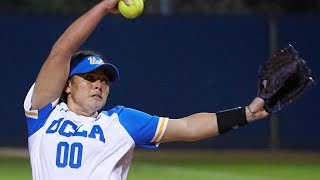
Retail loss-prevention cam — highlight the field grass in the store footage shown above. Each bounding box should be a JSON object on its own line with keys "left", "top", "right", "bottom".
{"left": 1, "top": 150, "right": 320, "bottom": 180}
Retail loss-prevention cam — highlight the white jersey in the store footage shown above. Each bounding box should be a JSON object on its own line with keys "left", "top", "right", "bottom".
{"left": 24, "top": 85, "right": 168, "bottom": 180}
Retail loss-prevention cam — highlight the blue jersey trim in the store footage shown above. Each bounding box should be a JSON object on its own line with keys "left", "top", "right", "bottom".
{"left": 103, "top": 106, "right": 125, "bottom": 116}
{"left": 106, "top": 107, "right": 159, "bottom": 149}
{"left": 27, "top": 103, "right": 54, "bottom": 137}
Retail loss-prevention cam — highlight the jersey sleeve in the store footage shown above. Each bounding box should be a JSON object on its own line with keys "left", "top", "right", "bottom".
{"left": 23, "top": 84, "right": 59, "bottom": 137}
{"left": 113, "top": 107, "right": 168, "bottom": 149}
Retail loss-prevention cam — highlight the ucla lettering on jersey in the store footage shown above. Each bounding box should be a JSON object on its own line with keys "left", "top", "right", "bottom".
{"left": 24, "top": 84, "right": 168, "bottom": 180}
{"left": 46, "top": 118, "right": 106, "bottom": 143}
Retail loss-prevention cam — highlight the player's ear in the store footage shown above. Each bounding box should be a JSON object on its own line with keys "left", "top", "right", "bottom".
{"left": 65, "top": 79, "right": 72, "bottom": 94}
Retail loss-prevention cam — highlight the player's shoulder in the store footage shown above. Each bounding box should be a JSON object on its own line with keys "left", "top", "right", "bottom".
{"left": 101, "top": 106, "right": 149, "bottom": 119}
{"left": 101, "top": 105, "right": 125, "bottom": 117}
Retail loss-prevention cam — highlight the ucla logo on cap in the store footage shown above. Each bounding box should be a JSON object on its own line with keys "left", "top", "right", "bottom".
{"left": 88, "top": 56, "right": 104, "bottom": 65}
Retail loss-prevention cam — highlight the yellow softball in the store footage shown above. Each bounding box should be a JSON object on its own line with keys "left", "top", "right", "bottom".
{"left": 118, "top": 0, "right": 144, "bottom": 19}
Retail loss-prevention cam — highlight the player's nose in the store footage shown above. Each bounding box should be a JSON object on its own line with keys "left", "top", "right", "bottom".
{"left": 93, "top": 79, "right": 102, "bottom": 90}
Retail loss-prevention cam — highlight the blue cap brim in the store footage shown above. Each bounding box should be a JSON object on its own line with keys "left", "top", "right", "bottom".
{"left": 69, "top": 56, "right": 119, "bottom": 82}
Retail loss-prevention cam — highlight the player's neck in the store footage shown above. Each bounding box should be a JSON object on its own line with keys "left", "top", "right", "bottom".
{"left": 67, "top": 102, "right": 98, "bottom": 117}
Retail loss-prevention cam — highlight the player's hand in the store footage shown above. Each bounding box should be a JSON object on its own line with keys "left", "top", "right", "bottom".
{"left": 101, "top": 0, "right": 130, "bottom": 14}
{"left": 246, "top": 97, "right": 269, "bottom": 122}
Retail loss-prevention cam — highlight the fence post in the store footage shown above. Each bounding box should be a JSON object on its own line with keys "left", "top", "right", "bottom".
{"left": 268, "top": 14, "right": 280, "bottom": 151}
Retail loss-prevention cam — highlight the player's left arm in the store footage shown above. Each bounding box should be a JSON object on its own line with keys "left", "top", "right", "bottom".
{"left": 161, "top": 45, "right": 314, "bottom": 143}
{"left": 160, "top": 97, "right": 268, "bottom": 143}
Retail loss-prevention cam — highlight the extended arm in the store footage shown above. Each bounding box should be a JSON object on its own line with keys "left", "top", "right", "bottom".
{"left": 161, "top": 45, "right": 314, "bottom": 143}
{"left": 31, "top": 0, "right": 128, "bottom": 110}
{"left": 160, "top": 97, "right": 268, "bottom": 143}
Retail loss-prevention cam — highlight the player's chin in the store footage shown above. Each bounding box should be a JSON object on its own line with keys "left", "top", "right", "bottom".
{"left": 90, "top": 98, "right": 106, "bottom": 111}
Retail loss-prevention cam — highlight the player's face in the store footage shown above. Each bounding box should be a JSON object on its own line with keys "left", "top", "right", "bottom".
{"left": 66, "top": 68, "right": 110, "bottom": 115}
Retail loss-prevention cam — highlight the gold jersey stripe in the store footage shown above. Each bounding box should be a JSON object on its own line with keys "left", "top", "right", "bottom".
{"left": 25, "top": 111, "right": 38, "bottom": 118}
{"left": 152, "top": 117, "right": 166, "bottom": 142}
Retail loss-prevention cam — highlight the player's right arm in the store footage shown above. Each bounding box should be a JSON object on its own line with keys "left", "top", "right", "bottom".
{"left": 31, "top": 0, "right": 128, "bottom": 110}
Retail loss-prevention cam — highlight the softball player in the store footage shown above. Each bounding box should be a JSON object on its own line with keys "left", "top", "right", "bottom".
{"left": 23, "top": 0, "right": 289, "bottom": 179}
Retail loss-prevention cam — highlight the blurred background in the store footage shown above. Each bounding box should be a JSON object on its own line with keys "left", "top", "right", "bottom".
{"left": 2, "top": 0, "right": 320, "bottom": 15}
{"left": 1, "top": 0, "right": 320, "bottom": 179}
{"left": 2, "top": 0, "right": 319, "bottom": 150}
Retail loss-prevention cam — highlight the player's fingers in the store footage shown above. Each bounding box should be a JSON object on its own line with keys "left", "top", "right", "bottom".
{"left": 258, "top": 109, "right": 269, "bottom": 118}
{"left": 122, "top": 0, "right": 130, "bottom": 6}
